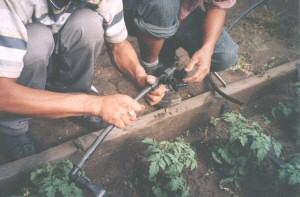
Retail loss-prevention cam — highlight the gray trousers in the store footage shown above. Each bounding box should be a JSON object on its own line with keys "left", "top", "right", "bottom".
{"left": 0, "top": 8, "right": 104, "bottom": 135}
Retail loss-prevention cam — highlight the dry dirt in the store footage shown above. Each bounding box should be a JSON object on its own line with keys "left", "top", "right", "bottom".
{"left": 25, "top": 0, "right": 300, "bottom": 152}
{"left": 2, "top": 0, "right": 300, "bottom": 196}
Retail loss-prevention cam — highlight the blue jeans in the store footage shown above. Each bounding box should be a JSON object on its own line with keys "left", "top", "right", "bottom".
{"left": 123, "top": 0, "right": 238, "bottom": 71}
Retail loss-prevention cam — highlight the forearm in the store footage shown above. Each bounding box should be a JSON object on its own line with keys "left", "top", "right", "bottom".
{"left": 106, "top": 40, "right": 147, "bottom": 86}
{"left": 202, "top": 8, "right": 227, "bottom": 54}
{"left": 0, "top": 79, "right": 98, "bottom": 118}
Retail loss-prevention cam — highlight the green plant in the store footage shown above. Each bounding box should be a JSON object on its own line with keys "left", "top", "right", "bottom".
{"left": 142, "top": 137, "right": 197, "bottom": 197}
{"left": 271, "top": 101, "right": 294, "bottom": 120}
{"left": 294, "top": 82, "right": 300, "bottom": 141}
{"left": 26, "top": 160, "right": 84, "bottom": 197}
{"left": 272, "top": 82, "right": 300, "bottom": 144}
{"left": 212, "top": 112, "right": 282, "bottom": 189}
{"left": 278, "top": 153, "right": 300, "bottom": 186}
{"left": 209, "top": 117, "right": 220, "bottom": 127}
{"left": 263, "top": 115, "right": 271, "bottom": 125}
{"left": 182, "top": 130, "right": 191, "bottom": 137}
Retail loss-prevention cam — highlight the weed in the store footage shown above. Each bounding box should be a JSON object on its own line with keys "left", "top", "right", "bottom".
{"left": 278, "top": 153, "right": 300, "bottom": 186}
{"left": 182, "top": 130, "right": 191, "bottom": 137}
{"left": 142, "top": 137, "right": 197, "bottom": 197}
{"left": 263, "top": 62, "right": 275, "bottom": 70}
{"left": 271, "top": 101, "right": 294, "bottom": 120}
{"left": 272, "top": 82, "right": 300, "bottom": 144}
{"left": 209, "top": 117, "right": 220, "bottom": 127}
{"left": 263, "top": 115, "right": 271, "bottom": 125}
{"left": 23, "top": 160, "right": 84, "bottom": 197}
{"left": 212, "top": 112, "right": 282, "bottom": 189}
{"left": 231, "top": 54, "right": 252, "bottom": 71}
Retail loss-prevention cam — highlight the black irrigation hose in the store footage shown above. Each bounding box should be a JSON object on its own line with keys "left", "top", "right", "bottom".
{"left": 208, "top": 0, "right": 267, "bottom": 105}
{"left": 267, "top": 151, "right": 286, "bottom": 166}
{"left": 228, "top": 0, "right": 267, "bottom": 33}
{"left": 208, "top": 73, "right": 243, "bottom": 105}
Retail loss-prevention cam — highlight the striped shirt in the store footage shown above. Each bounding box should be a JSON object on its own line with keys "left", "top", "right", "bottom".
{"left": 0, "top": 0, "right": 128, "bottom": 78}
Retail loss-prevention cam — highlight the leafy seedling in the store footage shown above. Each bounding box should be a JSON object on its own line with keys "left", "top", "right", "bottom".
{"left": 212, "top": 112, "right": 282, "bottom": 190}
{"left": 278, "top": 153, "right": 300, "bottom": 186}
{"left": 142, "top": 137, "right": 197, "bottom": 197}
{"left": 25, "top": 160, "right": 84, "bottom": 197}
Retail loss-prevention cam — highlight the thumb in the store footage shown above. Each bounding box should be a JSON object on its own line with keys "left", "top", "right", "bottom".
{"left": 146, "top": 75, "right": 156, "bottom": 85}
{"left": 185, "top": 58, "right": 198, "bottom": 72}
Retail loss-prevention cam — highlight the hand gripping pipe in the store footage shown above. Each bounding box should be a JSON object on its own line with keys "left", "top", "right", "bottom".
{"left": 70, "top": 67, "right": 187, "bottom": 197}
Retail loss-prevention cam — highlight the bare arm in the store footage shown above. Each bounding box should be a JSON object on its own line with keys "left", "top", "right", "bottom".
{"left": 106, "top": 40, "right": 166, "bottom": 105}
{"left": 201, "top": 8, "right": 226, "bottom": 54}
{"left": 0, "top": 78, "right": 94, "bottom": 118}
{"left": 184, "top": 8, "right": 226, "bottom": 82}
{"left": 0, "top": 78, "right": 143, "bottom": 128}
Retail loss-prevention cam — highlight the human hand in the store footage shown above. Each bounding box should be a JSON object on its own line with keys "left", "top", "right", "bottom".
{"left": 183, "top": 47, "right": 213, "bottom": 83}
{"left": 136, "top": 74, "right": 166, "bottom": 106}
{"left": 96, "top": 94, "right": 145, "bottom": 128}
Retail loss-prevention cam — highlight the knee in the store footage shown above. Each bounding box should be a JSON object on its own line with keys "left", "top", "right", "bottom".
{"left": 219, "top": 46, "right": 239, "bottom": 70}
{"left": 67, "top": 9, "right": 104, "bottom": 48}
{"left": 135, "top": 0, "right": 180, "bottom": 38}
{"left": 211, "top": 42, "right": 239, "bottom": 72}
{"left": 24, "top": 23, "right": 54, "bottom": 68}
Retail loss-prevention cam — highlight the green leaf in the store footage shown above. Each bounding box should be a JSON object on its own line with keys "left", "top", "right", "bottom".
{"left": 45, "top": 185, "right": 56, "bottom": 197}
{"left": 238, "top": 167, "right": 247, "bottom": 176}
{"left": 152, "top": 185, "right": 167, "bottom": 197}
{"left": 273, "top": 141, "right": 282, "bottom": 157}
{"left": 163, "top": 155, "right": 172, "bottom": 166}
{"left": 149, "top": 162, "right": 159, "bottom": 178}
{"left": 212, "top": 152, "right": 222, "bottom": 164}
{"left": 29, "top": 160, "right": 84, "bottom": 197}
{"left": 158, "top": 159, "right": 166, "bottom": 170}
{"left": 190, "top": 161, "right": 198, "bottom": 171}
{"left": 148, "top": 154, "right": 159, "bottom": 162}
{"left": 143, "top": 137, "right": 197, "bottom": 196}
{"left": 142, "top": 138, "right": 155, "bottom": 145}
{"left": 166, "top": 153, "right": 178, "bottom": 163}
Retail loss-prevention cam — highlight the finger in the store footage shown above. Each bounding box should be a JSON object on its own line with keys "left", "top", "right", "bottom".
{"left": 121, "top": 113, "right": 131, "bottom": 126}
{"left": 185, "top": 58, "right": 198, "bottom": 72}
{"left": 145, "top": 96, "right": 157, "bottom": 106}
{"left": 184, "top": 69, "right": 203, "bottom": 82}
{"left": 130, "top": 100, "right": 145, "bottom": 112}
{"left": 127, "top": 109, "right": 137, "bottom": 121}
{"left": 184, "top": 64, "right": 208, "bottom": 82}
{"left": 146, "top": 75, "right": 156, "bottom": 85}
{"left": 187, "top": 69, "right": 210, "bottom": 82}
{"left": 149, "top": 87, "right": 165, "bottom": 96}
{"left": 114, "top": 119, "right": 125, "bottom": 129}
{"left": 146, "top": 94, "right": 157, "bottom": 103}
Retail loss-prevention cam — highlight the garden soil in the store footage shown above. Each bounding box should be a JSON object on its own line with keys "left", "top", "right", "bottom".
{"left": 23, "top": 0, "right": 299, "bottom": 152}
{"left": 1, "top": 0, "right": 300, "bottom": 196}
{"left": 83, "top": 75, "right": 299, "bottom": 197}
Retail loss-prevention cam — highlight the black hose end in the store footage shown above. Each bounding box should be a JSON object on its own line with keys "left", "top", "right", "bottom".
{"left": 208, "top": 73, "right": 243, "bottom": 105}
{"left": 85, "top": 183, "right": 109, "bottom": 197}
{"left": 70, "top": 166, "right": 109, "bottom": 197}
